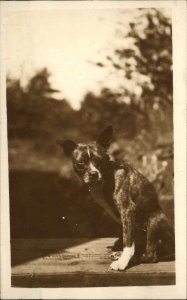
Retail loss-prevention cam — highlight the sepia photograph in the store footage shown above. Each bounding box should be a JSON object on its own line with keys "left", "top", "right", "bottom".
{"left": 0, "top": 1, "right": 186, "bottom": 299}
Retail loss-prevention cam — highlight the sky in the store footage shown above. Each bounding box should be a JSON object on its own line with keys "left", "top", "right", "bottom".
{"left": 6, "top": 9, "right": 127, "bottom": 109}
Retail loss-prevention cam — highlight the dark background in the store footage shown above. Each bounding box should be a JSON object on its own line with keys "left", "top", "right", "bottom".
{"left": 7, "top": 8, "right": 174, "bottom": 239}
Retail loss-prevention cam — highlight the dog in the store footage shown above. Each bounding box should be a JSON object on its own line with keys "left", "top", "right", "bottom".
{"left": 57, "top": 125, "right": 175, "bottom": 271}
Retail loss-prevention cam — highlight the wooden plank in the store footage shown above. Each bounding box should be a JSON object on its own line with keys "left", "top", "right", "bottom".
{"left": 11, "top": 238, "right": 175, "bottom": 287}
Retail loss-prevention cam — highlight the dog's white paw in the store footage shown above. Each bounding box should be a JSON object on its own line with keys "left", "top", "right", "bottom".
{"left": 110, "top": 243, "right": 135, "bottom": 271}
{"left": 111, "top": 251, "right": 121, "bottom": 261}
{"left": 110, "top": 257, "right": 129, "bottom": 270}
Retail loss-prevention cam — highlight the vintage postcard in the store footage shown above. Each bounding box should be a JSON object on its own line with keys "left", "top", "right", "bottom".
{"left": 0, "top": 0, "right": 186, "bottom": 299}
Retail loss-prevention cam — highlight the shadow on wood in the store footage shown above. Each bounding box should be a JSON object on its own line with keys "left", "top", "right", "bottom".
{"left": 11, "top": 238, "right": 175, "bottom": 287}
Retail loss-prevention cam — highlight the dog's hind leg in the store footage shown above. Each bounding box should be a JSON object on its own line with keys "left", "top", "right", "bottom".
{"left": 141, "top": 210, "right": 174, "bottom": 263}
{"left": 128, "top": 224, "right": 147, "bottom": 266}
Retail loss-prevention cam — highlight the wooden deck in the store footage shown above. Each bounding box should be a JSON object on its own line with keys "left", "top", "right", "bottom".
{"left": 11, "top": 238, "right": 175, "bottom": 287}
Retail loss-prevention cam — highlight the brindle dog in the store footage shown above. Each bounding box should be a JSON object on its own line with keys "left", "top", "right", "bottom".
{"left": 57, "top": 126, "right": 175, "bottom": 271}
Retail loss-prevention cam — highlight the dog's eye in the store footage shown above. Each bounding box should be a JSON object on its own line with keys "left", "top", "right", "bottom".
{"left": 93, "top": 157, "right": 101, "bottom": 165}
{"left": 76, "top": 162, "right": 85, "bottom": 169}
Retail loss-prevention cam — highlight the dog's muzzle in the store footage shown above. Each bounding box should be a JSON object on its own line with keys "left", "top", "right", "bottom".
{"left": 83, "top": 170, "right": 102, "bottom": 187}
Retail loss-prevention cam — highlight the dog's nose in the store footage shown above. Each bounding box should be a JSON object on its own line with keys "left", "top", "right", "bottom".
{"left": 90, "top": 171, "right": 98, "bottom": 180}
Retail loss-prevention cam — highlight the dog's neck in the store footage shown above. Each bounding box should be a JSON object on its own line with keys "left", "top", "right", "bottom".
{"left": 88, "top": 159, "right": 121, "bottom": 225}
{"left": 103, "top": 159, "right": 116, "bottom": 195}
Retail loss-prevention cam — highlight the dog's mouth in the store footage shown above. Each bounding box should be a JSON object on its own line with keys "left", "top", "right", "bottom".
{"left": 86, "top": 178, "right": 103, "bottom": 189}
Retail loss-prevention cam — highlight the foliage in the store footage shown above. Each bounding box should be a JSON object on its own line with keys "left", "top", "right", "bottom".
{"left": 79, "top": 88, "right": 143, "bottom": 140}
{"left": 7, "top": 71, "right": 77, "bottom": 146}
{"left": 96, "top": 8, "right": 173, "bottom": 137}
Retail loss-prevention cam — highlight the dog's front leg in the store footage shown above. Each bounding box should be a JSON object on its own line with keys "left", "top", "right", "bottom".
{"left": 110, "top": 203, "right": 136, "bottom": 271}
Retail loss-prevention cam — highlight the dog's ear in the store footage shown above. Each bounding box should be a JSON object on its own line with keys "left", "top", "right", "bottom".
{"left": 96, "top": 125, "right": 113, "bottom": 149}
{"left": 57, "top": 139, "right": 77, "bottom": 156}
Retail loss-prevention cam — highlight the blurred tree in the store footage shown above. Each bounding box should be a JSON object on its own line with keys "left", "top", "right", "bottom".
{"left": 6, "top": 68, "right": 77, "bottom": 143}
{"left": 26, "top": 68, "right": 58, "bottom": 97}
{"left": 95, "top": 8, "right": 173, "bottom": 142}
{"left": 7, "top": 78, "right": 27, "bottom": 138}
{"left": 79, "top": 88, "right": 145, "bottom": 140}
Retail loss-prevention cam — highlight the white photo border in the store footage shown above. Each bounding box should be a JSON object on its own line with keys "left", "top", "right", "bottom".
{"left": 0, "top": 1, "right": 186, "bottom": 299}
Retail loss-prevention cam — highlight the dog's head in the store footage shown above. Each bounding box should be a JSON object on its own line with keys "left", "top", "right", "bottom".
{"left": 57, "top": 126, "right": 113, "bottom": 187}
